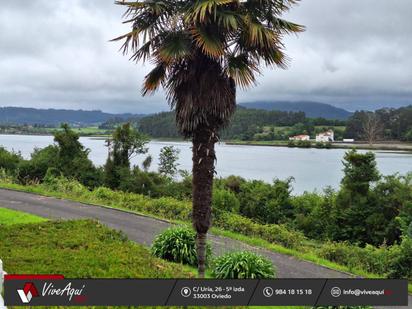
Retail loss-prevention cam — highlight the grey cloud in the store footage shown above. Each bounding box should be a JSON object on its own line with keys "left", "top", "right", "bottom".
{"left": 0, "top": 0, "right": 411, "bottom": 113}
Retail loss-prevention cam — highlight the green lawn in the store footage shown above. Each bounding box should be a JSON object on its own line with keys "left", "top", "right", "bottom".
{"left": 0, "top": 219, "right": 192, "bottom": 278}
{"left": 0, "top": 207, "right": 46, "bottom": 225}
{"left": 0, "top": 218, "right": 297, "bottom": 309}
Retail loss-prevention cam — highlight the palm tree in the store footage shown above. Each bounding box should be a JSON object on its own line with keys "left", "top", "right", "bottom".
{"left": 113, "top": 0, "right": 304, "bottom": 277}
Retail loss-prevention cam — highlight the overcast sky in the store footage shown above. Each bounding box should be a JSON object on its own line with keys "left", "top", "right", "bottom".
{"left": 1, "top": 0, "right": 411, "bottom": 114}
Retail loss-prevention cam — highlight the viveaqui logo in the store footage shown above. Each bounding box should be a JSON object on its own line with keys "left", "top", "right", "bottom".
{"left": 17, "top": 282, "right": 39, "bottom": 303}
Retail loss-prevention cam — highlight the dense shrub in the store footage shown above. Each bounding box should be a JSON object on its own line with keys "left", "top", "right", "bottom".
{"left": 43, "top": 175, "right": 90, "bottom": 197}
{"left": 215, "top": 212, "right": 304, "bottom": 249}
{"left": 0, "top": 147, "right": 21, "bottom": 172}
{"left": 17, "top": 146, "right": 58, "bottom": 183}
{"left": 292, "top": 189, "right": 337, "bottom": 240}
{"left": 117, "top": 167, "right": 192, "bottom": 200}
{"left": 238, "top": 178, "right": 294, "bottom": 224}
{"left": 318, "top": 241, "right": 391, "bottom": 275}
{"left": 219, "top": 175, "right": 245, "bottom": 193}
{"left": 212, "top": 251, "right": 276, "bottom": 279}
{"left": 387, "top": 237, "right": 412, "bottom": 280}
{"left": 151, "top": 226, "right": 211, "bottom": 266}
{"left": 212, "top": 189, "right": 240, "bottom": 213}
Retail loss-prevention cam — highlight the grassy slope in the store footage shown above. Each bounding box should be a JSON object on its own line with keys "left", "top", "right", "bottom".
{"left": 0, "top": 214, "right": 307, "bottom": 309}
{"left": 0, "top": 207, "right": 46, "bottom": 225}
{"left": 0, "top": 219, "right": 192, "bottom": 279}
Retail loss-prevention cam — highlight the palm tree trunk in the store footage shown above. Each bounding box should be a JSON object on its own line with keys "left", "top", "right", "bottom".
{"left": 192, "top": 124, "right": 217, "bottom": 278}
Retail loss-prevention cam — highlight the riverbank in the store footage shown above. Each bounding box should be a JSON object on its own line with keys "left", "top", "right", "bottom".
{"left": 225, "top": 140, "right": 412, "bottom": 152}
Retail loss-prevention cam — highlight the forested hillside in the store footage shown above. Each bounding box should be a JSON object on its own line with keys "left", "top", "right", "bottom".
{"left": 135, "top": 108, "right": 345, "bottom": 140}
{"left": 0, "top": 107, "right": 143, "bottom": 126}
{"left": 240, "top": 101, "right": 352, "bottom": 120}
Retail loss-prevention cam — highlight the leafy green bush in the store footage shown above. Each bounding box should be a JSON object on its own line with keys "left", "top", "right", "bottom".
{"left": 215, "top": 211, "right": 304, "bottom": 249}
{"left": 151, "top": 226, "right": 211, "bottom": 266}
{"left": 318, "top": 241, "right": 390, "bottom": 275}
{"left": 238, "top": 178, "right": 294, "bottom": 224}
{"left": 212, "top": 189, "right": 240, "bottom": 213}
{"left": 387, "top": 237, "right": 412, "bottom": 280}
{"left": 0, "top": 147, "right": 21, "bottom": 172}
{"left": 220, "top": 175, "right": 245, "bottom": 193}
{"left": 212, "top": 251, "right": 276, "bottom": 279}
{"left": 42, "top": 175, "right": 89, "bottom": 197}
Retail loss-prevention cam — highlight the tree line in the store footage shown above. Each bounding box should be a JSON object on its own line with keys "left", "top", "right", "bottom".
{"left": 102, "top": 108, "right": 346, "bottom": 141}
{"left": 101, "top": 105, "right": 412, "bottom": 143}
{"left": 345, "top": 105, "right": 412, "bottom": 142}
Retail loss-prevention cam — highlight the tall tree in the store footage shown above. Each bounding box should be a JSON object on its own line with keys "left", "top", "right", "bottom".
{"left": 113, "top": 0, "right": 304, "bottom": 277}
{"left": 105, "top": 123, "right": 149, "bottom": 188}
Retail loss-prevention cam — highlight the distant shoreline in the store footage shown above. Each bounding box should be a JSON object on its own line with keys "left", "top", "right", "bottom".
{"left": 1, "top": 133, "right": 412, "bottom": 152}
{"left": 225, "top": 140, "right": 412, "bottom": 152}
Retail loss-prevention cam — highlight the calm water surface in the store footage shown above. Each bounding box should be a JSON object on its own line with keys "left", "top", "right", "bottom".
{"left": 1, "top": 134, "right": 411, "bottom": 194}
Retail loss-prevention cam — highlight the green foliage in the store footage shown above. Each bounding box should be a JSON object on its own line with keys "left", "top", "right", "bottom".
{"left": 17, "top": 146, "right": 59, "bottom": 183}
{"left": 215, "top": 211, "right": 304, "bottom": 249}
{"left": 0, "top": 219, "right": 191, "bottom": 278}
{"left": 291, "top": 190, "right": 336, "bottom": 240}
{"left": 289, "top": 140, "right": 312, "bottom": 148}
{"left": 238, "top": 178, "right": 294, "bottom": 224}
{"left": 346, "top": 106, "right": 412, "bottom": 141}
{"left": 387, "top": 237, "right": 412, "bottom": 280}
{"left": 158, "top": 145, "right": 180, "bottom": 178}
{"left": 408, "top": 223, "right": 412, "bottom": 238}
{"left": 53, "top": 124, "right": 102, "bottom": 188}
{"left": 136, "top": 110, "right": 344, "bottom": 141}
{"left": 0, "top": 146, "right": 21, "bottom": 172}
{"left": 212, "top": 188, "right": 240, "bottom": 213}
{"left": 151, "top": 226, "right": 211, "bottom": 266}
{"left": 341, "top": 150, "right": 380, "bottom": 194}
{"left": 104, "top": 123, "right": 149, "bottom": 189}
{"left": 14, "top": 125, "right": 102, "bottom": 188}
{"left": 212, "top": 251, "right": 276, "bottom": 279}
{"left": 318, "top": 241, "right": 390, "bottom": 275}
{"left": 315, "top": 142, "right": 332, "bottom": 149}
{"left": 43, "top": 175, "right": 90, "bottom": 196}
{"left": 334, "top": 150, "right": 385, "bottom": 245}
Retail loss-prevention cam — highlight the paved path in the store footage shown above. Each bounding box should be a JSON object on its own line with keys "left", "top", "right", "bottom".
{"left": 0, "top": 188, "right": 409, "bottom": 308}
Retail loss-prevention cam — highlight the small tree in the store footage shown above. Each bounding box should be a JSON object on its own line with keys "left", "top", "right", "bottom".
{"left": 53, "top": 124, "right": 100, "bottom": 187}
{"left": 104, "top": 123, "right": 149, "bottom": 188}
{"left": 334, "top": 150, "right": 381, "bottom": 244}
{"left": 158, "top": 146, "right": 180, "bottom": 178}
{"left": 341, "top": 149, "right": 380, "bottom": 195}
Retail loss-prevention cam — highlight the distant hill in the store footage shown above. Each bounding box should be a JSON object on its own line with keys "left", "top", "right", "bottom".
{"left": 0, "top": 107, "right": 145, "bottom": 126}
{"left": 240, "top": 101, "right": 352, "bottom": 120}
